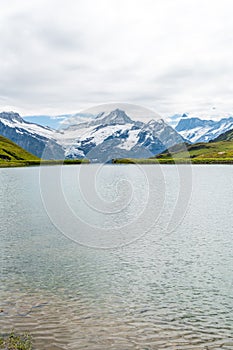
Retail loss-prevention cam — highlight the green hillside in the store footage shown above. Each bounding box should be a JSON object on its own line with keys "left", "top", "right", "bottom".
{"left": 155, "top": 141, "right": 233, "bottom": 163}
{"left": 113, "top": 140, "right": 233, "bottom": 164}
{"left": 0, "top": 135, "right": 40, "bottom": 166}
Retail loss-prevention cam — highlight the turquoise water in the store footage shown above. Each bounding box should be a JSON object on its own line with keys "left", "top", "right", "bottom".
{"left": 0, "top": 165, "right": 232, "bottom": 349}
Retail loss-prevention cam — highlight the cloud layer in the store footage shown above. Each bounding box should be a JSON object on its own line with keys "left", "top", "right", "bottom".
{"left": 1, "top": 0, "right": 233, "bottom": 118}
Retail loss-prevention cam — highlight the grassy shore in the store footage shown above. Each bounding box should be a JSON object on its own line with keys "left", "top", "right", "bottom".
{"left": 0, "top": 158, "right": 90, "bottom": 168}
{"left": 113, "top": 157, "right": 233, "bottom": 164}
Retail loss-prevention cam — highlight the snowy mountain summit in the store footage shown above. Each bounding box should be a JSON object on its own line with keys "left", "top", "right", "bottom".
{"left": 59, "top": 109, "right": 184, "bottom": 162}
{"left": 95, "top": 109, "right": 134, "bottom": 125}
{"left": 0, "top": 112, "right": 23, "bottom": 123}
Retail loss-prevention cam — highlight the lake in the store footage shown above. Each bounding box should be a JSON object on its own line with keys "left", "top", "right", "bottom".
{"left": 0, "top": 165, "right": 232, "bottom": 349}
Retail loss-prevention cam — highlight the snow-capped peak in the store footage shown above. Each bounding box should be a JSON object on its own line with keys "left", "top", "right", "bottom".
{"left": 96, "top": 109, "right": 134, "bottom": 126}
{"left": 0, "top": 112, "right": 23, "bottom": 123}
{"left": 146, "top": 119, "right": 165, "bottom": 127}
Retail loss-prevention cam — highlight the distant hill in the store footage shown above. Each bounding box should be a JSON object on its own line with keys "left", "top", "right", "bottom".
{"left": 0, "top": 135, "right": 40, "bottom": 166}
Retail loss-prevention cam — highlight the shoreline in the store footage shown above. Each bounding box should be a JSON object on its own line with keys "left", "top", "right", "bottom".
{"left": 112, "top": 157, "right": 233, "bottom": 165}
{"left": 0, "top": 159, "right": 90, "bottom": 168}
{"left": 1, "top": 159, "right": 233, "bottom": 168}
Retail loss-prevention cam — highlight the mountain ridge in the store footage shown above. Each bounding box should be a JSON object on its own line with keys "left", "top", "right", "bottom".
{"left": 0, "top": 112, "right": 64, "bottom": 159}
{"left": 2, "top": 109, "right": 233, "bottom": 163}
{"left": 175, "top": 115, "right": 233, "bottom": 143}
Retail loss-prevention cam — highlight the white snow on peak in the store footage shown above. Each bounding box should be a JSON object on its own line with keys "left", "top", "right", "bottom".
{"left": 179, "top": 126, "right": 211, "bottom": 143}
{"left": 118, "top": 129, "right": 139, "bottom": 150}
{"left": 0, "top": 115, "right": 57, "bottom": 139}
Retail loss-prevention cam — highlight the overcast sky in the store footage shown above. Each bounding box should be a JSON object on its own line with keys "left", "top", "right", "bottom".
{"left": 1, "top": 0, "right": 233, "bottom": 119}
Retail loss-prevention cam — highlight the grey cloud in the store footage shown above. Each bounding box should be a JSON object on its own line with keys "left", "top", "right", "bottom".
{"left": 1, "top": 0, "right": 233, "bottom": 117}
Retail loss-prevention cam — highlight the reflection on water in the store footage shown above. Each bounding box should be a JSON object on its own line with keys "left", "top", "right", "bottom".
{"left": 0, "top": 165, "right": 233, "bottom": 349}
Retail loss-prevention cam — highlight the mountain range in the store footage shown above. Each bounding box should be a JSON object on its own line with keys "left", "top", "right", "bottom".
{"left": 0, "top": 110, "right": 184, "bottom": 162}
{"left": 1, "top": 109, "right": 233, "bottom": 162}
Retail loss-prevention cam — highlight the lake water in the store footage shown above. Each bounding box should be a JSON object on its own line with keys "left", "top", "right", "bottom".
{"left": 0, "top": 165, "right": 232, "bottom": 349}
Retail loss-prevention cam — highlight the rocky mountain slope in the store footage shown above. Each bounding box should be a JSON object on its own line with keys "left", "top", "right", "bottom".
{"left": 0, "top": 112, "right": 64, "bottom": 159}
{"left": 212, "top": 128, "right": 233, "bottom": 142}
{"left": 175, "top": 114, "right": 233, "bottom": 143}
